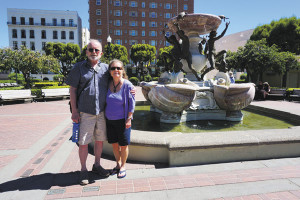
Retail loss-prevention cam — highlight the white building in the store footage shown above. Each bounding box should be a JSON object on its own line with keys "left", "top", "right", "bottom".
{"left": 82, "top": 27, "right": 90, "bottom": 48}
{"left": 7, "top": 8, "right": 82, "bottom": 52}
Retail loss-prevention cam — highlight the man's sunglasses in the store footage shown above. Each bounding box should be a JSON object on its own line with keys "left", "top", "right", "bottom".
{"left": 110, "top": 67, "right": 123, "bottom": 71}
{"left": 88, "top": 48, "right": 100, "bottom": 53}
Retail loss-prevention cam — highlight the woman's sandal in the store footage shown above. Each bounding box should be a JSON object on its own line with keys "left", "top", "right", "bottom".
{"left": 117, "top": 170, "right": 126, "bottom": 179}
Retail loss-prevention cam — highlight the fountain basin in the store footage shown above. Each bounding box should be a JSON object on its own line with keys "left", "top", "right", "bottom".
{"left": 101, "top": 103, "right": 300, "bottom": 166}
{"left": 167, "top": 13, "right": 222, "bottom": 35}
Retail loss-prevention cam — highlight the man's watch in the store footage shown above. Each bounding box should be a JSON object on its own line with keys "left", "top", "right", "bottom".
{"left": 127, "top": 116, "right": 133, "bottom": 120}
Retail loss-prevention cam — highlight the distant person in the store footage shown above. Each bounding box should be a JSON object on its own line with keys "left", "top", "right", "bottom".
{"left": 229, "top": 72, "right": 235, "bottom": 83}
{"left": 255, "top": 81, "right": 270, "bottom": 100}
{"left": 105, "top": 59, "right": 135, "bottom": 179}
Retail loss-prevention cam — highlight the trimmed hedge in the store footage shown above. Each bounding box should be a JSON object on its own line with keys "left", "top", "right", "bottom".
{"left": 129, "top": 77, "right": 139, "bottom": 86}
{"left": 34, "top": 82, "right": 59, "bottom": 88}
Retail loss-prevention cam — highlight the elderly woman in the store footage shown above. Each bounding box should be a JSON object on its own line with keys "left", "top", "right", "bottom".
{"left": 105, "top": 59, "right": 135, "bottom": 179}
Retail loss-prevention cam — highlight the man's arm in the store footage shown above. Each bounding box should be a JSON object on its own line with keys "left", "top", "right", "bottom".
{"left": 70, "top": 86, "right": 80, "bottom": 123}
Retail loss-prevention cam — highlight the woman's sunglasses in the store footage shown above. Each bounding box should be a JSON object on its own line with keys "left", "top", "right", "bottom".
{"left": 110, "top": 67, "right": 123, "bottom": 71}
{"left": 88, "top": 48, "right": 100, "bottom": 53}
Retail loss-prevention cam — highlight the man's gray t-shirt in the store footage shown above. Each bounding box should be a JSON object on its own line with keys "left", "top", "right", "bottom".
{"left": 66, "top": 60, "right": 109, "bottom": 115}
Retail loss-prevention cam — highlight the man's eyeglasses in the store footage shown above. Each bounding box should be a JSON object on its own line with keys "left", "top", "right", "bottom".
{"left": 88, "top": 48, "right": 100, "bottom": 53}
{"left": 110, "top": 67, "right": 123, "bottom": 71}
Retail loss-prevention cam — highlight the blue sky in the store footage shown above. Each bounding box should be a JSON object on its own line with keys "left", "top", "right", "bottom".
{"left": 0, "top": 0, "right": 299, "bottom": 48}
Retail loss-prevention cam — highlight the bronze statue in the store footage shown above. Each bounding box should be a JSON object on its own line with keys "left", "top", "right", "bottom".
{"left": 201, "top": 22, "right": 230, "bottom": 79}
{"left": 174, "top": 22, "right": 201, "bottom": 81}
{"left": 161, "top": 29, "right": 182, "bottom": 73}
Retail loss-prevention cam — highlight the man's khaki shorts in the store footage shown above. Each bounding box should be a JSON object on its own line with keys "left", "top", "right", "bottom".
{"left": 78, "top": 112, "right": 107, "bottom": 145}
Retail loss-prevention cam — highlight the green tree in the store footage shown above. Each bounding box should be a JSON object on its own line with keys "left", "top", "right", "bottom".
{"left": 44, "top": 42, "right": 80, "bottom": 84}
{"left": 226, "top": 39, "right": 299, "bottom": 83}
{"left": 157, "top": 46, "right": 173, "bottom": 67}
{"left": 250, "top": 17, "right": 300, "bottom": 54}
{"left": 130, "top": 44, "right": 156, "bottom": 80}
{"left": 101, "top": 43, "right": 129, "bottom": 65}
{"left": 77, "top": 45, "right": 87, "bottom": 63}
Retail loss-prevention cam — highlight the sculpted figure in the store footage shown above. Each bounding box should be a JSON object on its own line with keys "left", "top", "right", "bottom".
{"left": 161, "top": 29, "right": 183, "bottom": 73}
{"left": 174, "top": 22, "right": 201, "bottom": 81}
{"left": 201, "top": 22, "right": 230, "bottom": 79}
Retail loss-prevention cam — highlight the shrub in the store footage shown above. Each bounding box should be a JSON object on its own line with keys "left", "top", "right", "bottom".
{"left": 129, "top": 77, "right": 139, "bottom": 86}
{"left": 53, "top": 74, "right": 64, "bottom": 81}
{"left": 239, "top": 73, "right": 247, "bottom": 80}
{"left": 0, "top": 86, "right": 24, "bottom": 90}
{"left": 34, "top": 82, "right": 59, "bottom": 88}
{"left": 152, "top": 77, "right": 159, "bottom": 81}
{"left": 31, "top": 89, "right": 42, "bottom": 97}
{"left": 143, "top": 75, "right": 152, "bottom": 82}
{"left": 8, "top": 73, "right": 24, "bottom": 81}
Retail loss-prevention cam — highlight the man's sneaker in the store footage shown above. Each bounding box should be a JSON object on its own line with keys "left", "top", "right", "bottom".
{"left": 79, "top": 170, "right": 89, "bottom": 185}
{"left": 92, "top": 164, "right": 110, "bottom": 177}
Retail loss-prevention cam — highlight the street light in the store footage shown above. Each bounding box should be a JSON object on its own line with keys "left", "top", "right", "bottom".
{"left": 107, "top": 35, "right": 112, "bottom": 60}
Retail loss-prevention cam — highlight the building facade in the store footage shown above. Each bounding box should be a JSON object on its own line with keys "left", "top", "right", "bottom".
{"left": 89, "top": 0, "right": 194, "bottom": 59}
{"left": 7, "top": 8, "right": 82, "bottom": 52}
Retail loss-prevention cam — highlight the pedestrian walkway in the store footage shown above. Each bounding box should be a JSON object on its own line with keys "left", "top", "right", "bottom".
{"left": 0, "top": 95, "right": 300, "bottom": 199}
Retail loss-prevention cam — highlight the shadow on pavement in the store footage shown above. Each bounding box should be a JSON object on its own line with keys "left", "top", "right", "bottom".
{"left": 0, "top": 171, "right": 107, "bottom": 193}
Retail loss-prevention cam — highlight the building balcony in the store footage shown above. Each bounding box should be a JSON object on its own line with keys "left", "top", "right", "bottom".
{"left": 7, "top": 22, "right": 77, "bottom": 27}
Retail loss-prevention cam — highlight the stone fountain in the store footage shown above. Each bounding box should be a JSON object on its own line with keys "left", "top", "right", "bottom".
{"left": 141, "top": 13, "right": 255, "bottom": 123}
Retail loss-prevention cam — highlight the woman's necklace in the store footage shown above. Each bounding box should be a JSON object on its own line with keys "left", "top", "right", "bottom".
{"left": 113, "top": 81, "right": 121, "bottom": 93}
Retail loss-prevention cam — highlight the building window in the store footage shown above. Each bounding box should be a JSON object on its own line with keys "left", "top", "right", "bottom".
{"left": 21, "top": 30, "right": 26, "bottom": 38}
{"left": 69, "top": 19, "right": 74, "bottom": 26}
{"left": 142, "top": 12, "right": 145, "bottom": 18}
{"left": 114, "top": 1, "right": 121, "bottom": 6}
{"left": 41, "top": 30, "right": 46, "bottom": 39}
{"left": 53, "top": 18, "right": 57, "bottom": 26}
{"left": 61, "top": 31, "right": 66, "bottom": 39}
{"left": 115, "top": 39, "right": 121, "bottom": 44}
{"left": 69, "top": 31, "right": 74, "bottom": 39}
{"left": 96, "top": 9, "right": 101, "bottom": 15}
{"left": 142, "top": 30, "right": 145, "bottom": 36}
{"left": 150, "top": 31, "right": 157, "bottom": 37}
{"left": 114, "top": 10, "right": 122, "bottom": 16}
{"left": 130, "top": 21, "right": 137, "bottom": 26}
{"left": 129, "top": 40, "right": 137, "bottom": 45}
{"left": 129, "top": 1, "right": 137, "bottom": 7}
{"left": 150, "top": 12, "right": 157, "bottom": 18}
{"left": 184, "top": 4, "right": 188, "bottom": 10}
{"left": 142, "top": 2, "right": 145, "bottom": 8}
{"left": 150, "top": 2, "right": 157, "bottom": 8}
{"left": 114, "top": 20, "right": 121, "bottom": 26}
{"left": 97, "top": 29, "right": 102, "bottom": 35}
{"left": 30, "top": 42, "right": 35, "bottom": 51}
{"left": 12, "top": 29, "right": 17, "bottom": 38}
{"left": 20, "top": 17, "right": 25, "bottom": 25}
{"left": 150, "top": 40, "right": 156, "bottom": 46}
{"left": 13, "top": 41, "right": 18, "bottom": 50}
{"left": 150, "top": 21, "right": 157, "bottom": 27}
{"left": 115, "top": 30, "right": 122, "bottom": 35}
{"left": 130, "top": 30, "right": 137, "bottom": 36}
{"left": 165, "top": 3, "right": 171, "bottom": 9}
{"left": 30, "top": 30, "right": 35, "bottom": 38}
{"left": 96, "top": 0, "right": 101, "bottom": 5}
{"left": 29, "top": 18, "right": 34, "bottom": 25}
{"left": 42, "top": 42, "right": 46, "bottom": 50}
{"left": 53, "top": 31, "right": 58, "bottom": 39}
{"left": 129, "top": 11, "right": 137, "bottom": 17}
{"left": 97, "top": 19, "right": 101, "bottom": 25}
{"left": 12, "top": 17, "right": 16, "bottom": 24}
{"left": 142, "top": 21, "right": 145, "bottom": 27}
{"left": 21, "top": 41, "right": 26, "bottom": 47}
{"left": 142, "top": 40, "right": 145, "bottom": 44}
{"left": 165, "top": 13, "right": 171, "bottom": 18}
{"left": 61, "top": 19, "right": 65, "bottom": 26}
{"left": 41, "top": 18, "right": 45, "bottom": 25}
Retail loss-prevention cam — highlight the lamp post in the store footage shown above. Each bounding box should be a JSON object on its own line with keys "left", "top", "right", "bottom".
{"left": 107, "top": 35, "right": 112, "bottom": 61}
